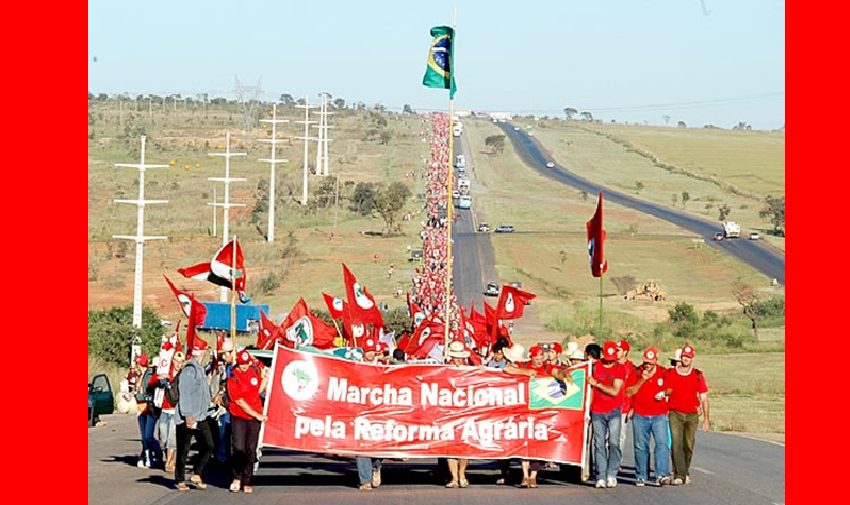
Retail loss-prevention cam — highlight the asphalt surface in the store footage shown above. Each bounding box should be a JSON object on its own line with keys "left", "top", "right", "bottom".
{"left": 89, "top": 412, "right": 784, "bottom": 505}
{"left": 495, "top": 122, "right": 786, "bottom": 286}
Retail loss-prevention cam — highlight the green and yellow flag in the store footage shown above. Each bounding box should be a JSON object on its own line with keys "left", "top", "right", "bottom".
{"left": 423, "top": 25, "right": 457, "bottom": 99}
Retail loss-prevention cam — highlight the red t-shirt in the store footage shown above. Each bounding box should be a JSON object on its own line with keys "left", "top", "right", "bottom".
{"left": 523, "top": 361, "right": 555, "bottom": 377}
{"left": 590, "top": 362, "right": 627, "bottom": 414}
{"left": 626, "top": 365, "right": 669, "bottom": 416}
{"left": 227, "top": 365, "right": 264, "bottom": 420}
{"left": 619, "top": 360, "right": 636, "bottom": 413}
{"left": 665, "top": 367, "right": 708, "bottom": 414}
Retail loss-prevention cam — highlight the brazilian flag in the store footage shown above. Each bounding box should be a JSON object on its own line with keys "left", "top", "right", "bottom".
{"left": 528, "top": 368, "right": 586, "bottom": 410}
{"left": 423, "top": 26, "right": 457, "bottom": 99}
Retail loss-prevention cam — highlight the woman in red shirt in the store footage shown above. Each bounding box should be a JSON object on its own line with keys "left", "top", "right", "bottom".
{"left": 227, "top": 349, "right": 268, "bottom": 494}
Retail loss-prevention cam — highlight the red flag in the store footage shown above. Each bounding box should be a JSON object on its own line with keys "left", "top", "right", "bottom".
{"left": 495, "top": 285, "right": 537, "bottom": 320}
{"left": 178, "top": 238, "right": 249, "bottom": 302}
{"left": 405, "top": 318, "right": 445, "bottom": 359}
{"left": 396, "top": 331, "right": 411, "bottom": 355}
{"left": 163, "top": 275, "right": 192, "bottom": 317}
{"left": 587, "top": 192, "right": 609, "bottom": 277}
{"left": 281, "top": 298, "right": 338, "bottom": 349}
{"left": 257, "top": 310, "right": 280, "bottom": 350}
{"left": 184, "top": 294, "right": 208, "bottom": 351}
{"left": 342, "top": 263, "right": 384, "bottom": 326}
{"left": 322, "top": 292, "right": 345, "bottom": 319}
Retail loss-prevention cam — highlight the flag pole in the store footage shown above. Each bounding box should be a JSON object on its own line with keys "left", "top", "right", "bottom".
{"left": 599, "top": 275, "right": 604, "bottom": 339}
{"left": 230, "top": 236, "right": 237, "bottom": 349}
{"left": 443, "top": 8, "right": 457, "bottom": 363}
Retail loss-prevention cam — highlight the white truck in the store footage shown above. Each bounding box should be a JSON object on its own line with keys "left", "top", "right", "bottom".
{"left": 457, "top": 178, "right": 471, "bottom": 195}
{"left": 723, "top": 221, "right": 741, "bottom": 238}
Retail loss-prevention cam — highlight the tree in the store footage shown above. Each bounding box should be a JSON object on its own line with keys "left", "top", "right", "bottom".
{"left": 718, "top": 203, "right": 732, "bottom": 221}
{"left": 373, "top": 182, "right": 412, "bottom": 235}
{"left": 733, "top": 121, "right": 752, "bottom": 131}
{"left": 351, "top": 182, "right": 377, "bottom": 215}
{"left": 671, "top": 193, "right": 678, "bottom": 205}
{"left": 759, "top": 195, "right": 785, "bottom": 236}
{"left": 682, "top": 191, "right": 690, "bottom": 208}
{"left": 677, "top": 120, "right": 687, "bottom": 128}
{"left": 580, "top": 111, "right": 593, "bottom": 121}
{"left": 563, "top": 107, "right": 578, "bottom": 120}
{"left": 333, "top": 98, "right": 346, "bottom": 110}
{"left": 403, "top": 104, "right": 414, "bottom": 114}
{"left": 732, "top": 280, "right": 761, "bottom": 342}
{"left": 279, "top": 93, "right": 295, "bottom": 107}
{"left": 559, "top": 250, "right": 567, "bottom": 265}
{"left": 379, "top": 130, "right": 393, "bottom": 145}
{"left": 662, "top": 115, "right": 671, "bottom": 126}
{"left": 635, "top": 181, "right": 645, "bottom": 192}
{"left": 484, "top": 134, "right": 506, "bottom": 154}
{"left": 88, "top": 305, "right": 164, "bottom": 366}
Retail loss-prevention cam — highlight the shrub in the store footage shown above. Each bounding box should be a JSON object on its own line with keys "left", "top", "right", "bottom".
{"left": 88, "top": 305, "right": 164, "bottom": 367}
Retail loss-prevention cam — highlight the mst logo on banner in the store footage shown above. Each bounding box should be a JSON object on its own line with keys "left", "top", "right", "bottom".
{"left": 261, "top": 345, "right": 591, "bottom": 465}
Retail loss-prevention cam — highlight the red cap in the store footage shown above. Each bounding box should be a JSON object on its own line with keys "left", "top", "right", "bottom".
{"left": 681, "top": 345, "right": 695, "bottom": 358}
{"left": 552, "top": 342, "right": 562, "bottom": 354}
{"left": 362, "top": 337, "right": 377, "bottom": 353}
{"left": 236, "top": 349, "right": 252, "bottom": 365}
{"left": 643, "top": 346, "right": 660, "bottom": 364}
{"left": 378, "top": 342, "right": 390, "bottom": 353}
{"left": 135, "top": 355, "right": 149, "bottom": 367}
{"left": 617, "top": 340, "right": 631, "bottom": 352}
{"left": 602, "top": 341, "right": 619, "bottom": 361}
{"left": 529, "top": 345, "right": 545, "bottom": 357}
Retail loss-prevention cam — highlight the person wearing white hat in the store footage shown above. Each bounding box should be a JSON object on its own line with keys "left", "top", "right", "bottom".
{"left": 664, "top": 344, "right": 709, "bottom": 486}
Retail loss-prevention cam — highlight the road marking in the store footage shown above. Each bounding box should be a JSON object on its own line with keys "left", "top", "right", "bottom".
{"left": 692, "top": 467, "right": 715, "bottom": 475}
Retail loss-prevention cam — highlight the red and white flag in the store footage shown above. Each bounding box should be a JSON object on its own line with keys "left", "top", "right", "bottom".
{"left": 178, "top": 238, "right": 249, "bottom": 302}
{"left": 495, "top": 285, "right": 536, "bottom": 321}
{"left": 587, "top": 192, "right": 609, "bottom": 278}
{"left": 184, "top": 294, "right": 208, "bottom": 351}
{"left": 404, "top": 318, "right": 445, "bottom": 359}
{"left": 163, "top": 275, "right": 192, "bottom": 317}
{"left": 257, "top": 310, "right": 280, "bottom": 350}
{"left": 281, "top": 298, "right": 338, "bottom": 350}
{"left": 322, "top": 292, "right": 345, "bottom": 320}
{"left": 342, "top": 263, "right": 384, "bottom": 327}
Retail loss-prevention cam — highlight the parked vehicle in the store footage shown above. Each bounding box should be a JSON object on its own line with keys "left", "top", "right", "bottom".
{"left": 495, "top": 225, "right": 515, "bottom": 233}
{"left": 484, "top": 282, "right": 500, "bottom": 296}
{"left": 477, "top": 222, "right": 490, "bottom": 232}
{"left": 89, "top": 374, "right": 114, "bottom": 426}
{"left": 749, "top": 231, "right": 760, "bottom": 240}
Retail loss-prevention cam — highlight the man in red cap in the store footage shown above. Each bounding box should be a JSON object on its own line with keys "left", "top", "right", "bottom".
{"left": 588, "top": 341, "right": 627, "bottom": 488}
{"left": 624, "top": 346, "right": 671, "bottom": 487}
{"left": 664, "top": 344, "right": 710, "bottom": 485}
{"left": 616, "top": 340, "right": 637, "bottom": 453}
{"left": 356, "top": 337, "right": 383, "bottom": 490}
{"left": 545, "top": 342, "right": 563, "bottom": 368}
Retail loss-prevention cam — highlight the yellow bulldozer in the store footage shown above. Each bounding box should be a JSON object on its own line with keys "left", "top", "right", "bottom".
{"left": 625, "top": 280, "right": 667, "bottom": 301}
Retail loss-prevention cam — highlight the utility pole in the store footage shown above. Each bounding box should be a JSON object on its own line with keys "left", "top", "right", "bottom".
{"left": 312, "top": 92, "right": 335, "bottom": 176}
{"left": 257, "top": 104, "right": 290, "bottom": 242}
{"left": 294, "top": 95, "right": 318, "bottom": 205}
{"left": 207, "top": 132, "right": 247, "bottom": 301}
{"left": 112, "top": 136, "right": 169, "bottom": 364}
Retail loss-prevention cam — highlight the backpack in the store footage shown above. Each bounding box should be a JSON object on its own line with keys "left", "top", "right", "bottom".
{"left": 165, "top": 370, "right": 181, "bottom": 406}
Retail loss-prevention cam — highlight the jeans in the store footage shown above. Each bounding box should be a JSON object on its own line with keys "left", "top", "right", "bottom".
{"left": 632, "top": 413, "right": 670, "bottom": 481}
{"left": 356, "top": 457, "right": 382, "bottom": 485}
{"left": 138, "top": 412, "right": 163, "bottom": 465}
{"left": 669, "top": 411, "right": 699, "bottom": 479}
{"left": 591, "top": 408, "right": 622, "bottom": 480}
{"left": 217, "top": 412, "right": 231, "bottom": 462}
{"left": 157, "top": 410, "right": 177, "bottom": 450}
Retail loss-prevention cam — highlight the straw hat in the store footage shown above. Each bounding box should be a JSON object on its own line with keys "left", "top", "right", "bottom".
{"left": 503, "top": 343, "right": 528, "bottom": 363}
{"left": 447, "top": 340, "right": 470, "bottom": 358}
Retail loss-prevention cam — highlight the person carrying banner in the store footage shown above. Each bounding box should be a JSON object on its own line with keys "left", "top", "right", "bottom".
{"left": 624, "top": 346, "right": 671, "bottom": 487}
{"left": 589, "top": 341, "right": 627, "bottom": 488}
{"left": 356, "top": 337, "right": 383, "bottom": 491}
{"left": 665, "top": 344, "right": 710, "bottom": 486}
{"left": 158, "top": 351, "right": 185, "bottom": 473}
{"left": 444, "top": 341, "right": 472, "bottom": 488}
{"left": 227, "top": 349, "right": 268, "bottom": 494}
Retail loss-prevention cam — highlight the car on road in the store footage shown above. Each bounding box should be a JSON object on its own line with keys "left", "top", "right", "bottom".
{"left": 452, "top": 190, "right": 460, "bottom": 199}
{"left": 714, "top": 231, "right": 724, "bottom": 241}
{"left": 749, "top": 232, "right": 760, "bottom": 240}
{"left": 513, "top": 126, "right": 521, "bottom": 131}
{"left": 477, "top": 222, "right": 490, "bottom": 232}
{"left": 546, "top": 162, "right": 555, "bottom": 168}
{"left": 495, "top": 225, "right": 515, "bottom": 233}
{"left": 89, "top": 374, "right": 114, "bottom": 426}
{"left": 484, "top": 282, "right": 500, "bottom": 296}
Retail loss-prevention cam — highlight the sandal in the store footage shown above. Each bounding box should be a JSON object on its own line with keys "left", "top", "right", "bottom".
{"left": 176, "top": 482, "right": 190, "bottom": 492}
{"left": 230, "top": 480, "right": 241, "bottom": 492}
{"left": 190, "top": 475, "right": 207, "bottom": 490}
{"left": 495, "top": 478, "right": 506, "bottom": 485}
{"left": 445, "top": 481, "right": 458, "bottom": 488}
{"left": 243, "top": 486, "right": 253, "bottom": 494}
{"left": 459, "top": 478, "right": 469, "bottom": 488}
{"left": 529, "top": 477, "right": 538, "bottom": 488}
{"left": 520, "top": 477, "right": 529, "bottom": 488}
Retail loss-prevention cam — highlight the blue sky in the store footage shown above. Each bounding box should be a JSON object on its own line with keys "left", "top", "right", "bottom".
{"left": 88, "top": 0, "right": 784, "bottom": 130}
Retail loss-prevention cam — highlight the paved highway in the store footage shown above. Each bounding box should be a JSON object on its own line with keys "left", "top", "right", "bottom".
{"left": 495, "top": 122, "right": 785, "bottom": 286}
